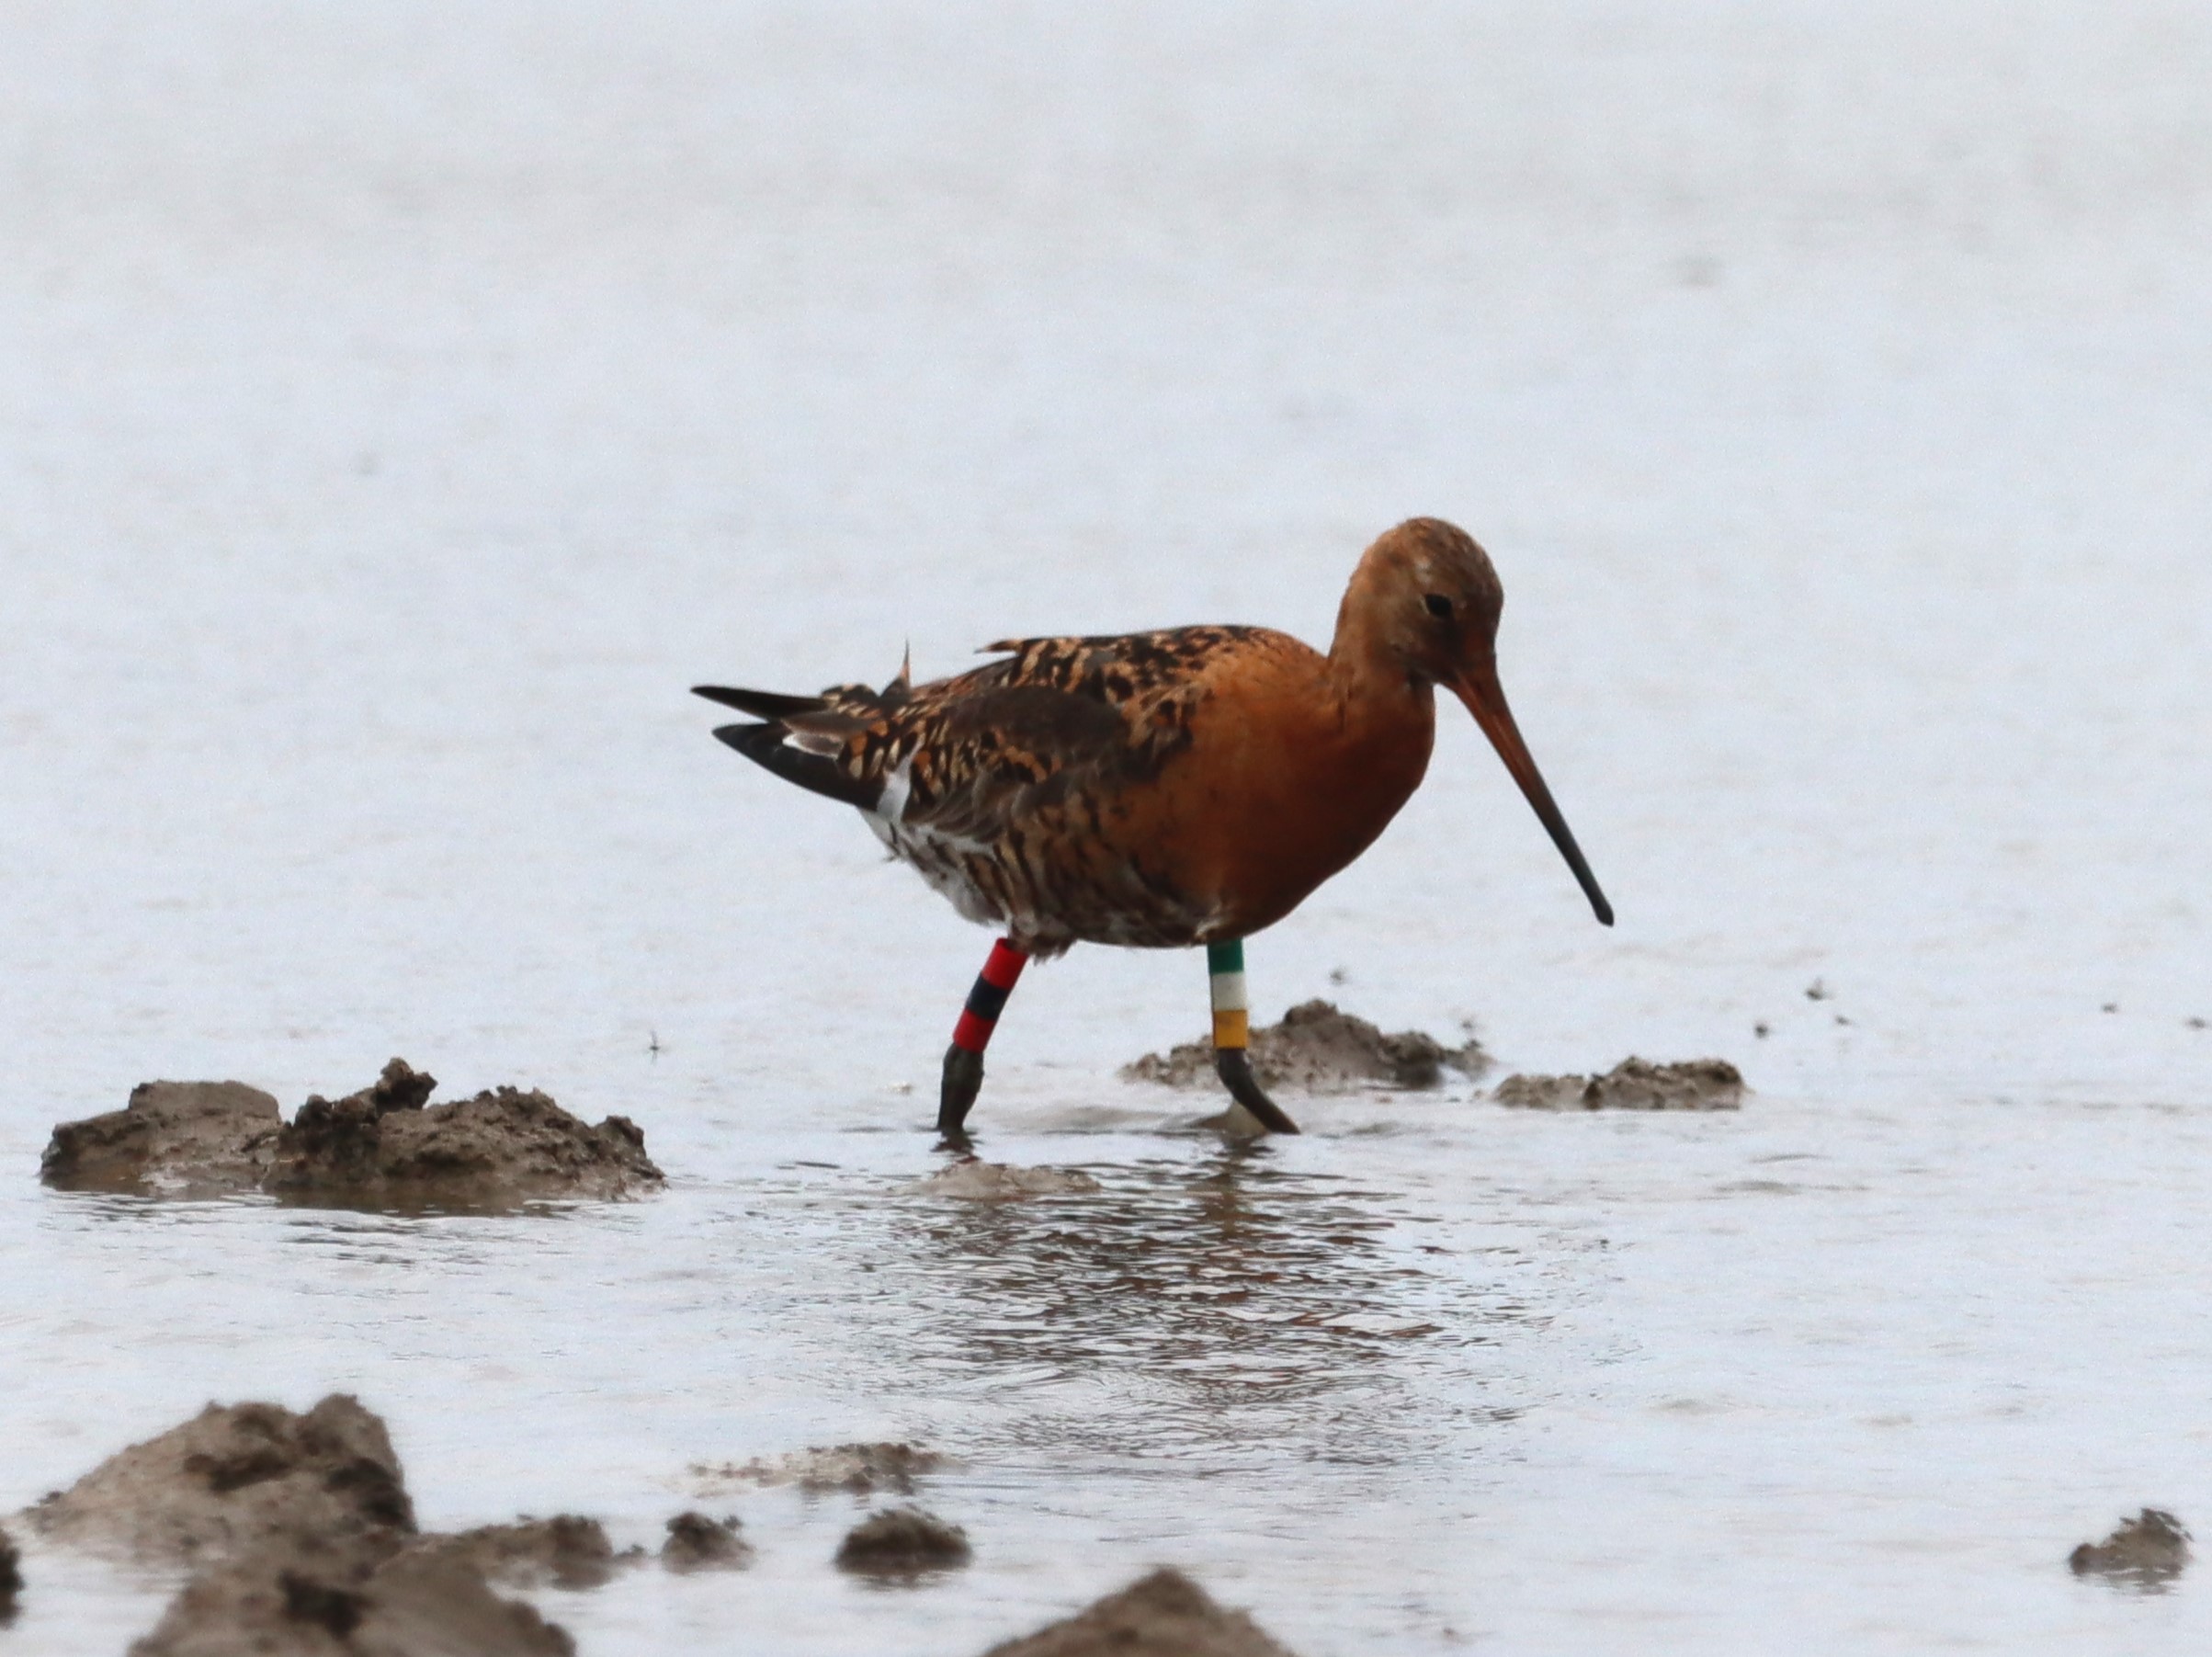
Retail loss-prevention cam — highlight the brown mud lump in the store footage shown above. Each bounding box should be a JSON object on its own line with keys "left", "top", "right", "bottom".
{"left": 2070, "top": 1509, "right": 2191, "bottom": 1586}
{"left": 913, "top": 1162, "right": 1102, "bottom": 1200}
{"left": 27, "top": 1395, "right": 414, "bottom": 1566}
{"left": 1494, "top": 1056, "right": 1744, "bottom": 1111}
{"left": 37, "top": 1395, "right": 587, "bottom": 1653}
{"left": 408, "top": 1515, "right": 637, "bottom": 1590}
{"left": 130, "top": 1543, "right": 575, "bottom": 1657}
{"left": 834, "top": 1506, "right": 971, "bottom": 1576}
{"left": 1123, "top": 1000, "right": 1488, "bottom": 1093}
{"left": 267, "top": 1059, "right": 663, "bottom": 1206}
{"left": 661, "top": 1512, "right": 752, "bottom": 1572}
{"left": 982, "top": 1567, "right": 1303, "bottom": 1657}
{"left": 696, "top": 1442, "right": 947, "bottom": 1495}
{"left": 272, "top": 1058, "right": 438, "bottom": 1186}
{"left": 42, "top": 1059, "right": 664, "bottom": 1208}
{"left": 40, "top": 1081, "right": 283, "bottom": 1195}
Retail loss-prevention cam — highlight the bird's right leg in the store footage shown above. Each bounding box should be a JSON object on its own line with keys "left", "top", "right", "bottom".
{"left": 937, "top": 936, "right": 1027, "bottom": 1144}
{"left": 1207, "top": 940, "right": 1300, "bottom": 1134}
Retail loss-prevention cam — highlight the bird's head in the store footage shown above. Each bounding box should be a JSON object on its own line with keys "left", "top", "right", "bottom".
{"left": 1345, "top": 517, "right": 1614, "bottom": 926}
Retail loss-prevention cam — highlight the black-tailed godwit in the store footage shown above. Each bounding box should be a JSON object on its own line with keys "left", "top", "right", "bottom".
{"left": 695, "top": 517, "right": 1611, "bottom": 1142}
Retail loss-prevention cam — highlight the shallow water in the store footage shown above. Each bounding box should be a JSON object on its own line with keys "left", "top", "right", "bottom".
{"left": 4, "top": 2, "right": 2210, "bottom": 1651}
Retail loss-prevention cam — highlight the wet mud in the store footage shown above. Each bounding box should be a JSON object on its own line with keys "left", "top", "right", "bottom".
{"left": 913, "top": 1162, "right": 1102, "bottom": 1200}
{"left": 982, "top": 1568, "right": 1302, "bottom": 1657}
{"left": 42, "top": 1060, "right": 662, "bottom": 1209}
{"left": 834, "top": 1506, "right": 971, "bottom": 1577}
{"left": 25, "top": 1396, "right": 414, "bottom": 1567}
{"left": 692, "top": 1442, "right": 947, "bottom": 1496}
{"left": 408, "top": 1515, "right": 640, "bottom": 1590}
{"left": 130, "top": 1546, "right": 576, "bottom": 1657}
{"left": 1122, "top": 1000, "right": 1488, "bottom": 1093}
{"left": 2070, "top": 1509, "right": 2191, "bottom": 1587}
{"left": 40, "top": 1081, "right": 285, "bottom": 1197}
{"left": 658, "top": 1513, "right": 750, "bottom": 1572}
{"left": 12, "top": 1396, "right": 708, "bottom": 1653}
{"left": 1493, "top": 1057, "right": 1744, "bottom": 1112}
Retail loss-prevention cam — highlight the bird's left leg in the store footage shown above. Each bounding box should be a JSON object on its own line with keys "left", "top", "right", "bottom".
{"left": 1207, "top": 940, "right": 1300, "bottom": 1134}
{"left": 937, "top": 936, "right": 1028, "bottom": 1144}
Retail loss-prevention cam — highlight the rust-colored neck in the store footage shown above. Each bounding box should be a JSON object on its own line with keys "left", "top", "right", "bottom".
{"left": 1325, "top": 556, "right": 1435, "bottom": 741}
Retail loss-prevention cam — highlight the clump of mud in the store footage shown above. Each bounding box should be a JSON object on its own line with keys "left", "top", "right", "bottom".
{"left": 1493, "top": 1057, "right": 1744, "bottom": 1111}
{"left": 693, "top": 1442, "right": 947, "bottom": 1496}
{"left": 268, "top": 1061, "right": 660, "bottom": 1205}
{"left": 1122, "top": 1000, "right": 1487, "bottom": 1093}
{"left": 982, "top": 1567, "right": 1303, "bottom": 1657}
{"left": 409, "top": 1515, "right": 640, "bottom": 1590}
{"left": 41, "top": 1059, "right": 662, "bottom": 1209}
{"left": 1, "top": 1521, "right": 20, "bottom": 1618}
{"left": 834, "top": 1506, "right": 970, "bottom": 1576}
{"left": 130, "top": 1546, "right": 576, "bottom": 1657}
{"left": 19, "top": 1395, "right": 627, "bottom": 1655}
{"left": 913, "top": 1162, "right": 1102, "bottom": 1200}
{"left": 40, "top": 1081, "right": 285, "bottom": 1196}
{"left": 661, "top": 1513, "right": 751, "bottom": 1572}
{"left": 2070, "top": 1509, "right": 2191, "bottom": 1587}
{"left": 25, "top": 1396, "right": 414, "bottom": 1566}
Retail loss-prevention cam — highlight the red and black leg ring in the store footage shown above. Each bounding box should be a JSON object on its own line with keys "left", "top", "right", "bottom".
{"left": 937, "top": 938, "right": 1027, "bottom": 1141}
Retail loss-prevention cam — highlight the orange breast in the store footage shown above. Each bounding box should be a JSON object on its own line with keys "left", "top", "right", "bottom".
{"left": 1099, "top": 633, "right": 1436, "bottom": 938}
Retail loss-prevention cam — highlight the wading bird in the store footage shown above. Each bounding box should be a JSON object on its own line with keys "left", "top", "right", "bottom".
{"left": 695, "top": 517, "right": 1611, "bottom": 1142}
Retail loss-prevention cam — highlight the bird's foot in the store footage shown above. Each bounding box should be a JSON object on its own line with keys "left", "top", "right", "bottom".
{"left": 1212, "top": 1049, "right": 1300, "bottom": 1135}
{"left": 936, "top": 1043, "right": 985, "bottom": 1145}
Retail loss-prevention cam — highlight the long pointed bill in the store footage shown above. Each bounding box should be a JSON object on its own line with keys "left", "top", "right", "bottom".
{"left": 1450, "top": 662, "right": 1614, "bottom": 926}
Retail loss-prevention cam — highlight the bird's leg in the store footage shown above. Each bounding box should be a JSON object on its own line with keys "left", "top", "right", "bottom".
{"left": 1208, "top": 940, "right": 1300, "bottom": 1134}
{"left": 937, "top": 936, "right": 1028, "bottom": 1144}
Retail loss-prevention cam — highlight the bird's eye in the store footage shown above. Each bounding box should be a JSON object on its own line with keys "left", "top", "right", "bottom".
{"left": 1424, "top": 594, "right": 1453, "bottom": 619}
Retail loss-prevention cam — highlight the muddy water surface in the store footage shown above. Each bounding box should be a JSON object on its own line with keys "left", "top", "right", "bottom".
{"left": 5, "top": 3, "right": 2211, "bottom": 1652}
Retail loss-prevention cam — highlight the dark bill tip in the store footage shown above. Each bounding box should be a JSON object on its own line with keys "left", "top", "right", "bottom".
{"left": 1451, "top": 666, "right": 1614, "bottom": 929}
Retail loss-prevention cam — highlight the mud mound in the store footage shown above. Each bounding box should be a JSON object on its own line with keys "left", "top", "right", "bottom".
{"left": 40, "top": 1081, "right": 284, "bottom": 1196}
{"left": 982, "top": 1568, "right": 1302, "bottom": 1657}
{"left": 2070, "top": 1509, "right": 2191, "bottom": 1586}
{"left": 834, "top": 1506, "right": 970, "bottom": 1576}
{"left": 1494, "top": 1057, "right": 1744, "bottom": 1111}
{"left": 661, "top": 1513, "right": 751, "bottom": 1572}
{"left": 26, "top": 1396, "right": 414, "bottom": 1566}
{"left": 1122, "top": 1000, "right": 1487, "bottom": 1094}
{"left": 268, "top": 1060, "right": 662, "bottom": 1205}
{"left": 41, "top": 1059, "right": 662, "bottom": 1209}
{"left": 130, "top": 1543, "right": 574, "bottom": 1657}
{"left": 694, "top": 1442, "right": 947, "bottom": 1495}
{"left": 410, "top": 1515, "right": 638, "bottom": 1590}
{"left": 913, "top": 1162, "right": 1102, "bottom": 1200}
{"left": 28, "top": 1397, "right": 607, "bottom": 1653}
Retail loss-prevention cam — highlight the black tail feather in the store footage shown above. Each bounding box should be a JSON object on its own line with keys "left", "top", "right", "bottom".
{"left": 692, "top": 685, "right": 828, "bottom": 721}
{"left": 711, "top": 722, "right": 883, "bottom": 811}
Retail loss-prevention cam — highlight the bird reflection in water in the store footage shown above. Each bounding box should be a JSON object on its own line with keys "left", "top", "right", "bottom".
{"left": 879, "top": 1149, "right": 1544, "bottom": 1469}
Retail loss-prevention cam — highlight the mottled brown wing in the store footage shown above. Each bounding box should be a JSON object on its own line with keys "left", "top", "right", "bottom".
{"left": 889, "top": 628, "right": 1260, "bottom": 843}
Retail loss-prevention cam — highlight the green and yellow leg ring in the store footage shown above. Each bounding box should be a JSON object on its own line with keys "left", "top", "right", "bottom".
{"left": 1207, "top": 939, "right": 1249, "bottom": 1050}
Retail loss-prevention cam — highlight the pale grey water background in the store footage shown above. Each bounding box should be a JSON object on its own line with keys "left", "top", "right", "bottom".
{"left": 4, "top": 3, "right": 2210, "bottom": 1651}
